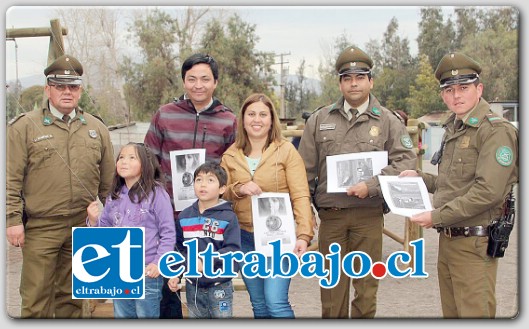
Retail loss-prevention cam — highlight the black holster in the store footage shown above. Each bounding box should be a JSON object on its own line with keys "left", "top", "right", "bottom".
{"left": 487, "top": 220, "right": 513, "bottom": 258}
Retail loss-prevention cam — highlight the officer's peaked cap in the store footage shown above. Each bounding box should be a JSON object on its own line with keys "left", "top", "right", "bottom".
{"left": 335, "top": 46, "right": 373, "bottom": 76}
{"left": 44, "top": 54, "right": 83, "bottom": 85}
{"left": 435, "top": 52, "right": 482, "bottom": 88}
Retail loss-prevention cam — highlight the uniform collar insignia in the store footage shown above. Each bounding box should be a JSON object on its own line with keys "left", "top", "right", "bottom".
{"left": 371, "top": 107, "right": 381, "bottom": 116}
{"left": 43, "top": 116, "right": 52, "bottom": 125}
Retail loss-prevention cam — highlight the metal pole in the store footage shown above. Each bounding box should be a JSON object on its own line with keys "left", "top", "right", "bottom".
{"left": 6, "top": 37, "right": 21, "bottom": 115}
{"left": 270, "top": 52, "right": 290, "bottom": 119}
{"left": 280, "top": 53, "right": 285, "bottom": 119}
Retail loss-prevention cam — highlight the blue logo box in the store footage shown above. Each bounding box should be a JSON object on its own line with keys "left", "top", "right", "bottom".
{"left": 72, "top": 227, "right": 145, "bottom": 299}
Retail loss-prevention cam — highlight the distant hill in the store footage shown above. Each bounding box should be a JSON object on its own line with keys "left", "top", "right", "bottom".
{"left": 7, "top": 74, "right": 45, "bottom": 89}
{"left": 272, "top": 74, "right": 322, "bottom": 95}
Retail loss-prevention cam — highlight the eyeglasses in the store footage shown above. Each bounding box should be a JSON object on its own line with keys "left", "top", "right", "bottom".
{"left": 48, "top": 84, "right": 81, "bottom": 92}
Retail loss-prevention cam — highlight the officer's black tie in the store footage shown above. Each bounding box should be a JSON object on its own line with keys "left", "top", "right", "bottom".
{"left": 454, "top": 119, "right": 464, "bottom": 131}
{"left": 349, "top": 108, "right": 358, "bottom": 121}
{"left": 62, "top": 114, "right": 69, "bottom": 126}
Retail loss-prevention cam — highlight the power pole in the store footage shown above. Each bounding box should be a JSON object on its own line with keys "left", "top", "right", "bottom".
{"left": 272, "top": 52, "right": 290, "bottom": 119}
{"left": 6, "top": 19, "right": 68, "bottom": 107}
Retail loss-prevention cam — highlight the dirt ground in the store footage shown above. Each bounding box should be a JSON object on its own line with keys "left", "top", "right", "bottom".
{"left": 4, "top": 161, "right": 520, "bottom": 321}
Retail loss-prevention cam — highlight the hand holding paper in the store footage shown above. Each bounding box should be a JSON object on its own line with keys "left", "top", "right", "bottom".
{"left": 378, "top": 175, "right": 433, "bottom": 217}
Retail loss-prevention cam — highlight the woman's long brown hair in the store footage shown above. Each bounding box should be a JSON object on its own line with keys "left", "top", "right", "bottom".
{"left": 234, "top": 93, "right": 283, "bottom": 156}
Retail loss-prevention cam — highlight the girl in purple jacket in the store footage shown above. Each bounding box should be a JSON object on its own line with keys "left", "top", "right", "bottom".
{"left": 87, "top": 142, "right": 176, "bottom": 318}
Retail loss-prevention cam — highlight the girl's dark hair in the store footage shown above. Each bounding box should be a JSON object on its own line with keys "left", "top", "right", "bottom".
{"left": 234, "top": 93, "right": 283, "bottom": 155}
{"left": 111, "top": 143, "right": 164, "bottom": 204}
{"left": 194, "top": 161, "right": 227, "bottom": 187}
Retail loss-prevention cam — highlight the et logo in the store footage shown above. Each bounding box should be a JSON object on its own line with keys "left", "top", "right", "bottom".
{"left": 72, "top": 227, "right": 145, "bottom": 299}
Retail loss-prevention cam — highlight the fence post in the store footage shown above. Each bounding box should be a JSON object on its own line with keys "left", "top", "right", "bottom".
{"left": 403, "top": 118, "right": 425, "bottom": 269}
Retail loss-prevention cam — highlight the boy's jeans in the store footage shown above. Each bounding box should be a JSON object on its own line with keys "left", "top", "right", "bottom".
{"left": 185, "top": 280, "right": 234, "bottom": 318}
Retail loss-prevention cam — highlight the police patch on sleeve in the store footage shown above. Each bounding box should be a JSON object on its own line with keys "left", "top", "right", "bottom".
{"left": 496, "top": 146, "right": 513, "bottom": 166}
{"left": 400, "top": 135, "right": 413, "bottom": 149}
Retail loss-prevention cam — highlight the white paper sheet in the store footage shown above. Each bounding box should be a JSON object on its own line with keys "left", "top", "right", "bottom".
{"left": 326, "top": 151, "right": 388, "bottom": 193}
{"left": 169, "top": 149, "right": 206, "bottom": 211}
{"left": 251, "top": 192, "right": 296, "bottom": 257}
{"left": 378, "top": 175, "right": 433, "bottom": 217}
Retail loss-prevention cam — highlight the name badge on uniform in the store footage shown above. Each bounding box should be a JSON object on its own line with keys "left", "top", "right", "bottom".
{"left": 319, "top": 123, "right": 336, "bottom": 131}
{"left": 459, "top": 136, "right": 470, "bottom": 148}
{"left": 33, "top": 134, "right": 53, "bottom": 143}
{"left": 88, "top": 130, "right": 98, "bottom": 139}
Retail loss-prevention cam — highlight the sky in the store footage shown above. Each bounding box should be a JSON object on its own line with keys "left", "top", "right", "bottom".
{"left": 3, "top": 3, "right": 522, "bottom": 83}
{"left": 4, "top": 5, "right": 453, "bottom": 82}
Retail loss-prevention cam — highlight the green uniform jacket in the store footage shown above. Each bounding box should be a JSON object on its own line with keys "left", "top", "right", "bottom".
{"left": 298, "top": 94, "right": 417, "bottom": 209}
{"left": 422, "top": 98, "right": 518, "bottom": 228}
{"left": 6, "top": 105, "right": 116, "bottom": 227}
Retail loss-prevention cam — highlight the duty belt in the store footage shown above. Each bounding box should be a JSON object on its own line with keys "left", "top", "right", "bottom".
{"left": 436, "top": 225, "right": 489, "bottom": 238}
{"left": 321, "top": 207, "right": 346, "bottom": 211}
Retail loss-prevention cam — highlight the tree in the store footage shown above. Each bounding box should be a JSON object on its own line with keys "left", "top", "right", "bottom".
{"left": 380, "top": 18, "right": 414, "bottom": 71}
{"left": 199, "top": 14, "right": 275, "bottom": 113}
{"left": 314, "top": 32, "right": 350, "bottom": 108}
{"left": 406, "top": 54, "right": 445, "bottom": 118}
{"left": 19, "top": 86, "right": 45, "bottom": 113}
{"left": 364, "top": 38, "right": 383, "bottom": 77}
{"left": 284, "top": 59, "right": 319, "bottom": 120}
{"left": 120, "top": 9, "right": 180, "bottom": 121}
{"left": 418, "top": 7, "right": 518, "bottom": 102}
{"left": 481, "top": 7, "right": 518, "bottom": 31}
{"left": 174, "top": 7, "right": 212, "bottom": 59}
{"left": 371, "top": 17, "right": 416, "bottom": 112}
{"left": 454, "top": 7, "right": 479, "bottom": 48}
{"left": 417, "top": 7, "right": 454, "bottom": 70}
{"left": 167, "top": 7, "right": 214, "bottom": 93}
{"left": 57, "top": 8, "right": 127, "bottom": 125}
{"left": 6, "top": 87, "right": 21, "bottom": 122}
{"left": 461, "top": 27, "right": 518, "bottom": 101}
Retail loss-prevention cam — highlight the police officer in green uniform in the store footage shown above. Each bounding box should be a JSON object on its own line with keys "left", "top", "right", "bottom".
{"left": 400, "top": 52, "right": 518, "bottom": 318}
{"left": 6, "top": 54, "right": 115, "bottom": 318}
{"left": 298, "top": 46, "right": 417, "bottom": 318}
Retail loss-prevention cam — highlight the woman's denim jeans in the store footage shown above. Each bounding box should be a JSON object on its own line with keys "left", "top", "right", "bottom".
{"left": 113, "top": 275, "right": 163, "bottom": 318}
{"left": 240, "top": 229, "right": 295, "bottom": 318}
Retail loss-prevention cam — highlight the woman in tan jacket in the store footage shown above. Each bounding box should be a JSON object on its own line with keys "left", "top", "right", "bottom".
{"left": 221, "top": 93, "right": 314, "bottom": 318}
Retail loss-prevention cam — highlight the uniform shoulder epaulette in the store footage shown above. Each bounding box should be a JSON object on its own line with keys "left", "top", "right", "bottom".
{"left": 8, "top": 113, "right": 26, "bottom": 126}
{"left": 391, "top": 111, "right": 406, "bottom": 124}
{"left": 302, "top": 105, "right": 326, "bottom": 121}
{"left": 83, "top": 110, "right": 106, "bottom": 125}
{"left": 485, "top": 112, "right": 505, "bottom": 126}
{"left": 93, "top": 114, "right": 106, "bottom": 125}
